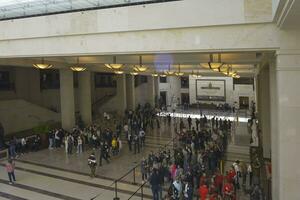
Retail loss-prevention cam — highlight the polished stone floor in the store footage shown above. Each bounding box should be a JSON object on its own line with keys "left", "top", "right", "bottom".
{"left": 0, "top": 114, "right": 251, "bottom": 200}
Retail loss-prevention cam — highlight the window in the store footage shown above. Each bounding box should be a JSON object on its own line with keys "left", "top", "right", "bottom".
{"left": 0, "top": 71, "right": 13, "bottom": 90}
{"left": 134, "top": 75, "right": 148, "bottom": 87}
{"left": 180, "top": 76, "right": 189, "bottom": 88}
{"left": 233, "top": 77, "right": 254, "bottom": 85}
{"left": 40, "top": 69, "right": 60, "bottom": 90}
{"left": 160, "top": 76, "right": 167, "bottom": 83}
{"left": 94, "top": 72, "right": 116, "bottom": 88}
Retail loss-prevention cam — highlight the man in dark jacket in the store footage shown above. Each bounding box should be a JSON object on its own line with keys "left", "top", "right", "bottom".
{"left": 149, "top": 169, "right": 160, "bottom": 200}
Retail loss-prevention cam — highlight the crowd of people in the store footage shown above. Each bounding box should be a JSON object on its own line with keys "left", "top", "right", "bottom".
{"left": 143, "top": 115, "right": 256, "bottom": 200}
{"left": 7, "top": 135, "right": 41, "bottom": 159}
{"left": 3, "top": 102, "right": 263, "bottom": 199}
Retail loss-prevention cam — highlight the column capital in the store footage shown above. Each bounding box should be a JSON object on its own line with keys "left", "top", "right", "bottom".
{"left": 275, "top": 50, "right": 300, "bottom": 71}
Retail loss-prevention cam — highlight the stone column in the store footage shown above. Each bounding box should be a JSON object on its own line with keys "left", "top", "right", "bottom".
{"left": 78, "top": 71, "right": 92, "bottom": 125}
{"left": 269, "top": 58, "right": 278, "bottom": 200}
{"left": 148, "top": 76, "right": 156, "bottom": 107}
{"left": 126, "top": 74, "right": 135, "bottom": 110}
{"left": 60, "top": 69, "right": 75, "bottom": 131}
{"left": 271, "top": 51, "right": 300, "bottom": 200}
{"left": 258, "top": 65, "right": 271, "bottom": 159}
{"left": 154, "top": 76, "right": 159, "bottom": 105}
{"left": 116, "top": 74, "right": 127, "bottom": 115}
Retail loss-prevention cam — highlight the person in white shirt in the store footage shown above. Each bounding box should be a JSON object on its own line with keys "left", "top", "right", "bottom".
{"left": 21, "top": 138, "right": 26, "bottom": 154}
{"left": 248, "top": 163, "right": 253, "bottom": 186}
{"left": 233, "top": 160, "right": 241, "bottom": 189}
{"left": 77, "top": 136, "right": 83, "bottom": 154}
{"left": 64, "top": 135, "right": 68, "bottom": 153}
{"left": 139, "top": 129, "right": 145, "bottom": 148}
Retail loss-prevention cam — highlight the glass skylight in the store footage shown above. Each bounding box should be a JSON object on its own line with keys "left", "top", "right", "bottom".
{"left": 0, "top": 0, "right": 172, "bottom": 20}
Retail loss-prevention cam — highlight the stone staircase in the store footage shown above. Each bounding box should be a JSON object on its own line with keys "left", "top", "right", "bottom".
{"left": 225, "top": 144, "right": 250, "bottom": 163}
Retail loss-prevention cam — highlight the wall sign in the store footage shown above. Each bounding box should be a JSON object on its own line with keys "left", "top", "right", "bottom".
{"left": 196, "top": 79, "right": 226, "bottom": 101}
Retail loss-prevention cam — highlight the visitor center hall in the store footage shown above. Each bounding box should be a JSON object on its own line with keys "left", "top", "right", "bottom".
{"left": 0, "top": 0, "right": 299, "bottom": 200}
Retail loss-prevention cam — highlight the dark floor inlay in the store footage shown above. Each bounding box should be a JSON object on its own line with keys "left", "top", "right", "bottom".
{"left": 0, "top": 164, "right": 152, "bottom": 199}
{"left": 0, "top": 191, "right": 28, "bottom": 200}
{"left": 0, "top": 179, "right": 81, "bottom": 200}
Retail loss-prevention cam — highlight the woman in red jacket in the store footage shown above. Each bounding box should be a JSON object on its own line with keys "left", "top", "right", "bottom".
{"left": 199, "top": 183, "right": 209, "bottom": 200}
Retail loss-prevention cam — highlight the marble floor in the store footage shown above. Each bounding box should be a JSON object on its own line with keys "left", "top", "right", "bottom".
{"left": 0, "top": 115, "right": 251, "bottom": 200}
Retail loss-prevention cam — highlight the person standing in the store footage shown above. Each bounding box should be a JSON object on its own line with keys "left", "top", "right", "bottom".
{"left": 248, "top": 163, "right": 253, "bottom": 186}
{"left": 77, "top": 136, "right": 83, "bottom": 154}
{"left": 127, "top": 132, "right": 132, "bottom": 152}
{"left": 67, "top": 135, "right": 73, "bottom": 154}
{"left": 187, "top": 116, "right": 192, "bottom": 130}
{"left": 183, "top": 180, "right": 193, "bottom": 200}
{"left": 64, "top": 135, "right": 68, "bottom": 153}
{"left": 149, "top": 168, "right": 160, "bottom": 200}
{"left": 198, "top": 183, "right": 208, "bottom": 200}
{"left": 196, "top": 118, "right": 200, "bottom": 131}
{"left": 139, "top": 128, "right": 146, "bottom": 148}
{"left": 88, "top": 152, "right": 97, "bottom": 178}
{"left": 6, "top": 159, "right": 16, "bottom": 184}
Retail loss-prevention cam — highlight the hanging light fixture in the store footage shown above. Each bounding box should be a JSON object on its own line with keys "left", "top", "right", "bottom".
{"left": 70, "top": 57, "right": 86, "bottom": 72}
{"left": 130, "top": 72, "right": 138, "bottom": 76}
{"left": 164, "top": 65, "right": 174, "bottom": 75}
{"left": 105, "top": 56, "right": 123, "bottom": 70}
{"left": 160, "top": 74, "right": 167, "bottom": 77}
{"left": 133, "top": 56, "right": 148, "bottom": 72}
{"left": 201, "top": 54, "right": 224, "bottom": 71}
{"left": 152, "top": 73, "right": 159, "bottom": 77}
{"left": 175, "top": 64, "right": 184, "bottom": 76}
{"left": 221, "top": 64, "right": 240, "bottom": 78}
{"left": 33, "top": 58, "right": 53, "bottom": 69}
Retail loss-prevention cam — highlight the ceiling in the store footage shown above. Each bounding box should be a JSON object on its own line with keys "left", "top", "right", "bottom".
{"left": 0, "top": 0, "right": 168, "bottom": 20}
{"left": 0, "top": 52, "right": 267, "bottom": 77}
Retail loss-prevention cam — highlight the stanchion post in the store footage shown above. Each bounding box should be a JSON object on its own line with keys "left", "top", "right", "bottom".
{"left": 113, "top": 181, "right": 120, "bottom": 200}
{"left": 220, "top": 160, "right": 223, "bottom": 174}
{"left": 133, "top": 167, "right": 136, "bottom": 185}
{"left": 141, "top": 185, "right": 144, "bottom": 200}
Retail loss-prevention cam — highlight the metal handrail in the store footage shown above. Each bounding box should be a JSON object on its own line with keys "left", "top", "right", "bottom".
{"left": 113, "top": 136, "right": 176, "bottom": 200}
{"left": 127, "top": 180, "right": 148, "bottom": 200}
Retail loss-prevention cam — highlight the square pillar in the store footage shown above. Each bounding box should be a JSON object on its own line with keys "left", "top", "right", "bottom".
{"left": 272, "top": 51, "right": 300, "bottom": 200}
{"left": 148, "top": 76, "right": 156, "bottom": 107}
{"left": 126, "top": 74, "right": 135, "bottom": 110}
{"left": 78, "top": 71, "right": 92, "bottom": 125}
{"left": 60, "top": 69, "right": 75, "bottom": 131}
{"left": 116, "top": 74, "right": 127, "bottom": 115}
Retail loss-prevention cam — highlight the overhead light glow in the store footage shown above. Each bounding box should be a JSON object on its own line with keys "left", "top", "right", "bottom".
{"left": 70, "top": 66, "right": 86, "bottom": 72}
{"left": 130, "top": 72, "right": 138, "bottom": 76}
{"left": 114, "top": 70, "right": 124, "bottom": 75}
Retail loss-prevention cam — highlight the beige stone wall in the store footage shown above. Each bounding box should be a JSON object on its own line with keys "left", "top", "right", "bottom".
{"left": 244, "top": 0, "right": 273, "bottom": 22}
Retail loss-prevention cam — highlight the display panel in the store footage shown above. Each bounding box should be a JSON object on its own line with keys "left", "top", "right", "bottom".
{"left": 196, "top": 79, "right": 226, "bottom": 101}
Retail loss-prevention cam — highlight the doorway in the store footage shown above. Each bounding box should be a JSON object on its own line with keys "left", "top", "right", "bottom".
{"left": 239, "top": 96, "right": 249, "bottom": 109}
{"left": 181, "top": 93, "right": 190, "bottom": 105}
{"left": 160, "top": 91, "right": 167, "bottom": 107}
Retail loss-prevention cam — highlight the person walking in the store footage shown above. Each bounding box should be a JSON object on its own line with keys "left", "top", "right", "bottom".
{"left": 5, "top": 159, "right": 16, "bottom": 184}
{"left": 88, "top": 152, "right": 97, "bottom": 178}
